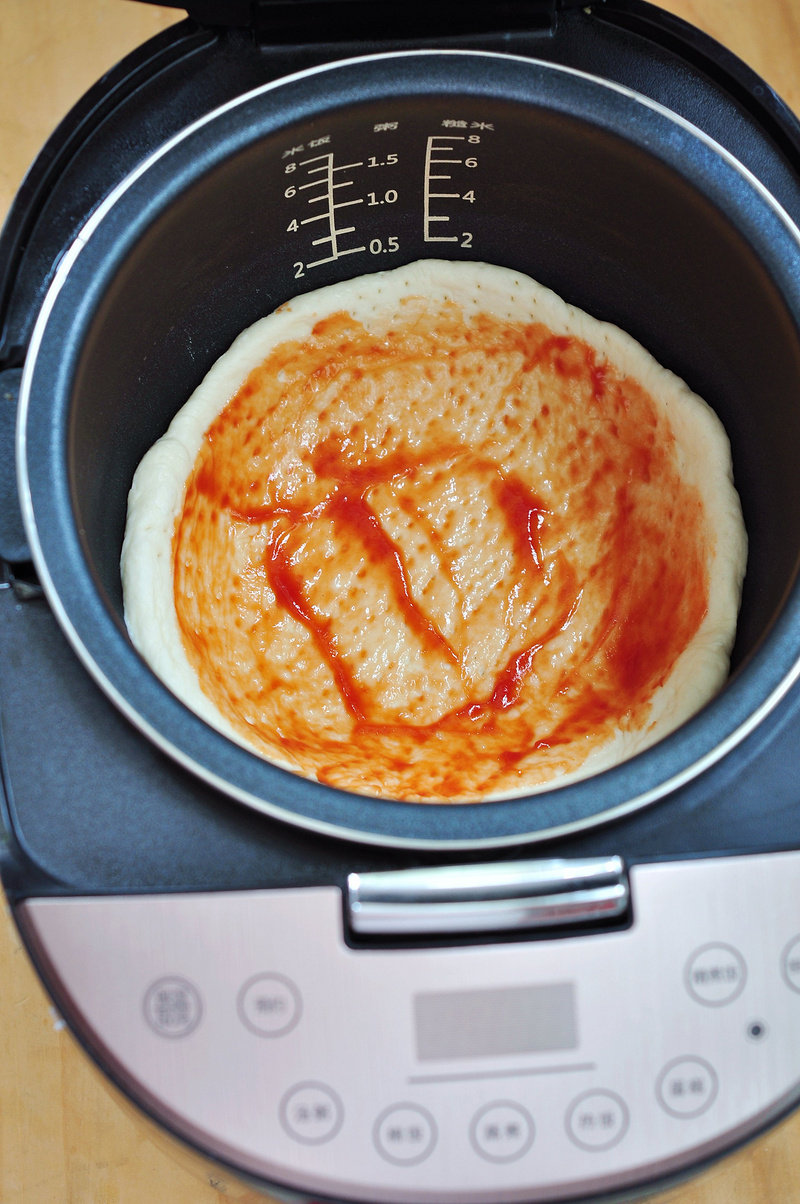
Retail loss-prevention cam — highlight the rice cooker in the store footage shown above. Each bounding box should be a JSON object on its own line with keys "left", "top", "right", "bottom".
{"left": 3, "top": 1, "right": 800, "bottom": 1200}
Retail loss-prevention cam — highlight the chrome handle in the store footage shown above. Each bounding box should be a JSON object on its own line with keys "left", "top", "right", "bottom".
{"left": 346, "top": 856, "right": 629, "bottom": 936}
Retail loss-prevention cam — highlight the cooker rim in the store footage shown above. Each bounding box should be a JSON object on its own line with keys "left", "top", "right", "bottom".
{"left": 16, "top": 46, "right": 800, "bottom": 850}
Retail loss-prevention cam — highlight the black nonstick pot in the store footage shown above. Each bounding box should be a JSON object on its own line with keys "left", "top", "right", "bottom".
{"left": 13, "top": 31, "right": 800, "bottom": 848}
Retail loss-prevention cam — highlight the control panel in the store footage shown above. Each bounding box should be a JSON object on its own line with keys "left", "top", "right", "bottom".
{"left": 18, "top": 851, "right": 800, "bottom": 1203}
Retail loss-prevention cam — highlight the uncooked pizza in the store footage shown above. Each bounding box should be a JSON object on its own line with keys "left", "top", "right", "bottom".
{"left": 121, "top": 260, "right": 747, "bottom": 802}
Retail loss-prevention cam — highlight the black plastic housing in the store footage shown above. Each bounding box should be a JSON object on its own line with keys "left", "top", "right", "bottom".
{"left": 4, "top": 2, "right": 800, "bottom": 880}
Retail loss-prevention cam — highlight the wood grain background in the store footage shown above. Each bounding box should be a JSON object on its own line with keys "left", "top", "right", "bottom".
{"left": 3, "top": 1, "right": 800, "bottom": 1200}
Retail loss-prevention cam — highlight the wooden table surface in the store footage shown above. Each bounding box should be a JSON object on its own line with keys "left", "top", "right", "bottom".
{"left": 3, "top": 1, "right": 800, "bottom": 1200}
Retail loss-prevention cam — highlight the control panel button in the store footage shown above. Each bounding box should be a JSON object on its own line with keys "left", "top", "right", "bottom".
{"left": 781, "top": 935, "right": 800, "bottom": 994}
{"left": 279, "top": 1082, "right": 344, "bottom": 1145}
{"left": 469, "top": 1101, "right": 535, "bottom": 1163}
{"left": 143, "top": 976, "right": 202, "bottom": 1038}
{"left": 685, "top": 943, "right": 746, "bottom": 1006}
{"left": 565, "top": 1089, "right": 629, "bottom": 1151}
{"left": 374, "top": 1103, "right": 437, "bottom": 1165}
{"left": 746, "top": 1018, "right": 768, "bottom": 1043}
{"left": 656, "top": 1057, "right": 718, "bottom": 1118}
{"left": 238, "top": 973, "right": 301, "bottom": 1037}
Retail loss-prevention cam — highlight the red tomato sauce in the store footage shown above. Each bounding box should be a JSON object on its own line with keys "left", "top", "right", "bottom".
{"left": 172, "top": 302, "right": 710, "bottom": 801}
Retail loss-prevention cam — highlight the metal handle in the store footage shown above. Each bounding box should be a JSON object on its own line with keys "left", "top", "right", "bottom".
{"left": 346, "top": 856, "right": 629, "bottom": 936}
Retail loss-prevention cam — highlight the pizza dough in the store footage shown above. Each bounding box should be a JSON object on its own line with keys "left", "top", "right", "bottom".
{"left": 121, "top": 260, "right": 747, "bottom": 802}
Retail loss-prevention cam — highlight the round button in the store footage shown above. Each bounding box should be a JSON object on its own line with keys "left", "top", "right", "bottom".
{"left": 656, "top": 1057, "right": 718, "bottom": 1118}
{"left": 781, "top": 935, "right": 800, "bottom": 994}
{"left": 238, "top": 973, "right": 301, "bottom": 1037}
{"left": 565, "top": 1089, "right": 629, "bottom": 1151}
{"left": 143, "top": 976, "right": 202, "bottom": 1038}
{"left": 374, "top": 1104, "right": 437, "bottom": 1166}
{"left": 746, "top": 1018, "right": 768, "bottom": 1043}
{"left": 470, "top": 1101, "right": 534, "bottom": 1163}
{"left": 685, "top": 943, "right": 747, "bottom": 1006}
{"left": 279, "top": 1082, "right": 344, "bottom": 1145}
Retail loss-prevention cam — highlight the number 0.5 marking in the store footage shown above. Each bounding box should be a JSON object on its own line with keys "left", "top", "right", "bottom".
{"left": 369, "top": 236, "right": 400, "bottom": 254}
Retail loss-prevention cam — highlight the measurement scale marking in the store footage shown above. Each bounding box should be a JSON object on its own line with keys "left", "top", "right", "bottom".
{"left": 298, "top": 152, "right": 368, "bottom": 266}
{"left": 301, "top": 181, "right": 360, "bottom": 195}
{"left": 301, "top": 155, "right": 365, "bottom": 170}
{"left": 302, "top": 197, "right": 364, "bottom": 212}
{"left": 424, "top": 134, "right": 469, "bottom": 243}
{"left": 306, "top": 246, "right": 366, "bottom": 269}
{"left": 301, "top": 200, "right": 363, "bottom": 226}
{"left": 300, "top": 177, "right": 361, "bottom": 188}
{"left": 293, "top": 150, "right": 380, "bottom": 269}
{"left": 311, "top": 228, "right": 357, "bottom": 246}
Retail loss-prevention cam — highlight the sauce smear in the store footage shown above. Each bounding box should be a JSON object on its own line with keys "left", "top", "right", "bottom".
{"left": 172, "top": 299, "right": 710, "bottom": 801}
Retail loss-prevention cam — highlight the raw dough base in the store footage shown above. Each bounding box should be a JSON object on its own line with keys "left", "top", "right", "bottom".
{"left": 122, "top": 260, "right": 747, "bottom": 802}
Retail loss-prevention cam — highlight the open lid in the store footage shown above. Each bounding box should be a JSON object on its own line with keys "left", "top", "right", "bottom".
{"left": 136, "top": 0, "right": 588, "bottom": 40}
{"left": 2, "top": 0, "right": 800, "bottom": 566}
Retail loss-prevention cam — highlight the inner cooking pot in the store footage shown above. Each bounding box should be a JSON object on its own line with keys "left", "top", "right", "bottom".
{"left": 17, "top": 50, "right": 800, "bottom": 847}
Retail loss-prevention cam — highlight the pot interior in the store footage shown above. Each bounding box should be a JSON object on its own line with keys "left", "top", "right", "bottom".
{"left": 24, "top": 53, "right": 800, "bottom": 845}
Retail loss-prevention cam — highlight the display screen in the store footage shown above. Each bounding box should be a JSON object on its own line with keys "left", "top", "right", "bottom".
{"left": 414, "top": 983, "right": 577, "bottom": 1061}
